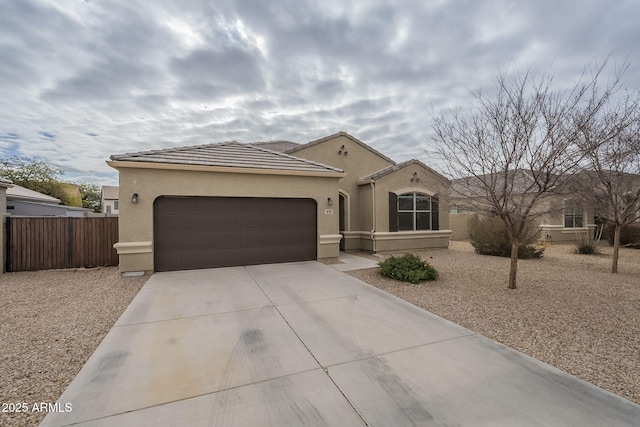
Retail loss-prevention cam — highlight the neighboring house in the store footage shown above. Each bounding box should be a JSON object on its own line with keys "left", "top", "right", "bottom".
{"left": 448, "top": 170, "right": 596, "bottom": 242}
{"left": 101, "top": 185, "right": 119, "bottom": 214}
{"left": 0, "top": 177, "right": 10, "bottom": 214}
{"left": 108, "top": 132, "right": 451, "bottom": 273}
{"left": 6, "top": 184, "right": 92, "bottom": 217}
{"left": 1, "top": 178, "right": 12, "bottom": 274}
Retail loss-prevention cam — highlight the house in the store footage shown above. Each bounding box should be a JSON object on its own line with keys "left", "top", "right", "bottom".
{"left": 6, "top": 184, "right": 92, "bottom": 217}
{"left": 283, "top": 133, "right": 450, "bottom": 252}
{"left": 108, "top": 132, "right": 451, "bottom": 273}
{"left": 448, "top": 170, "right": 596, "bottom": 242}
{"left": 101, "top": 186, "right": 119, "bottom": 214}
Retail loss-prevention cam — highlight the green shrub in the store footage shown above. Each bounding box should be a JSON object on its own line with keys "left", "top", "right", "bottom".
{"left": 378, "top": 254, "right": 438, "bottom": 284}
{"left": 468, "top": 215, "right": 544, "bottom": 259}
{"left": 603, "top": 222, "right": 640, "bottom": 248}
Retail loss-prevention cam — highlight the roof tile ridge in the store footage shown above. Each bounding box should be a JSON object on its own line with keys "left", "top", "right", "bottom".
{"left": 249, "top": 144, "right": 344, "bottom": 173}
{"left": 110, "top": 141, "right": 235, "bottom": 160}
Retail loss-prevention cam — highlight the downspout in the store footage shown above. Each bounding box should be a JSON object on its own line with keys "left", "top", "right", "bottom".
{"left": 370, "top": 181, "right": 376, "bottom": 253}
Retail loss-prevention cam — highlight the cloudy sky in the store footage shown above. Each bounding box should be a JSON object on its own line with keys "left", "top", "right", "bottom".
{"left": 1, "top": 0, "right": 639, "bottom": 185}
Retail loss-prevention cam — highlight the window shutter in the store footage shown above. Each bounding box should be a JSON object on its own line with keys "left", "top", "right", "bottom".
{"left": 431, "top": 195, "right": 439, "bottom": 230}
{"left": 389, "top": 192, "right": 398, "bottom": 232}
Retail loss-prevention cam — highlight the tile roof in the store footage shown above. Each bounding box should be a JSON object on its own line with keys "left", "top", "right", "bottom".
{"left": 361, "top": 159, "right": 449, "bottom": 183}
{"left": 7, "top": 184, "right": 61, "bottom": 204}
{"left": 286, "top": 131, "right": 396, "bottom": 165}
{"left": 110, "top": 142, "right": 343, "bottom": 173}
{"left": 248, "top": 140, "right": 300, "bottom": 152}
{"left": 450, "top": 169, "right": 551, "bottom": 198}
{"left": 101, "top": 185, "right": 119, "bottom": 200}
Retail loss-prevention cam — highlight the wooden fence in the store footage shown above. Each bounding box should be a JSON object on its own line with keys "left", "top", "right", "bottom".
{"left": 5, "top": 217, "right": 119, "bottom": 272}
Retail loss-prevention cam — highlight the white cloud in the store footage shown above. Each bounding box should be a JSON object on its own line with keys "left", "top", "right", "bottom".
{"left": 1, "top": 0, "right": 639, "bottom": 183}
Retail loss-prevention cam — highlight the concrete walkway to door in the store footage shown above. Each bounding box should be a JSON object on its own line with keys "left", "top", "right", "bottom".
{"left": 42, "top": 261, "right": 640, "bottom": 426}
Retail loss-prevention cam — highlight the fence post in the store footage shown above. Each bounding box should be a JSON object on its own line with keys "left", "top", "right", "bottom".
{"left": 3, "top": 215, "right": 9, "bottom": 273}
{"left": 68, "top": 217, "right": 73, "bottom": 269}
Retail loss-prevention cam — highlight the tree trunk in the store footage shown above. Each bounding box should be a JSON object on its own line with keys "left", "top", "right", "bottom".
{"left": 612, "top": 224, "right": 621, "bottom": 274}
{"left": 508, "top": 239, "right": 519, "bottom": 289}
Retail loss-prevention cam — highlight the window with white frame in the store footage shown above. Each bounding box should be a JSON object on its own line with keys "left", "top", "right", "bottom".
{"left": 564, "top": 200, "right": 583, "bottom": 228}
{"left": 398, "top": 193, "right": 431, "bottom": 231}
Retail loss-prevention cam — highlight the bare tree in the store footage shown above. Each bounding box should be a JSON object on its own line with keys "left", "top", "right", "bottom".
{"left": 433, "top": 62, "right": 627, "bottom": 289}
{"left": 576, "top": 109, "right": 640, "bottom": 273}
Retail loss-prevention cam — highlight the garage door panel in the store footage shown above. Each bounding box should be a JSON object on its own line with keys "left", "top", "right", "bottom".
{"left": 154, "top": 197, "right": 317, "bottom": 271}
{"left": 154, "top": 244, "right": 316, "bottom": 271}
{"left": 159, "top": 230, "right": 315, "bottom": 252}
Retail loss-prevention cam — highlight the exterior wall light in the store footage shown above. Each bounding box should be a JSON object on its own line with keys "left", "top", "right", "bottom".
{"left": 327, "top": 197, "right": 333, "bottom": 206}
{"left": 131, "top": 193, "right": 139, "bottom": 204}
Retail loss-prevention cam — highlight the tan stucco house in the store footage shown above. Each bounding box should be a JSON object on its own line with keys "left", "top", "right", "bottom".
{"left": 108, "top": 132, "right": 451, "bottom": 272}
{"left": 448, "top": 170, "right": 597, "bottom": 242}
{"left": 101, "top": 185, "right": 120, "bottom": 214}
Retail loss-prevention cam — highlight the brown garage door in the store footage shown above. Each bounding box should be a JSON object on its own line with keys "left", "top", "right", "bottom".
{"left": 153, "top": 197, "right": 317, "bottom": 272}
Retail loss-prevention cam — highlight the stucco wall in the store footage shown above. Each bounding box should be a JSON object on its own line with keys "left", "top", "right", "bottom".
{"left": 113, "top": 165, "right": 342, "bottom": 272}
{"left": 373, "top": 162, "right": 450, "bottom": 233}
{"left": 102, "top": 199, "right": 119, "bottom": 214}
{"left": 449, "top": 213, "right": 474, "bottom": 241}
{"left": 291, "top": 135, "right": 451, "bottom": 251}
{"left": 6, "top": 200, "right": 89, "bottom": 217}
{"left": 449, "top": 214, "right": 595, "bottom": 243}
{"left": 290, "top": 134, "right": 393, "bottom": 233}
{"left": 450, "top": 193, "right": 596, "bottom": 243}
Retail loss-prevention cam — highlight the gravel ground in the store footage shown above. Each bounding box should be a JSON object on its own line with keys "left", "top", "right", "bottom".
{"left": 0, "top": 267, "right": 147, "bottom": 427}
{"left": 348, "top": 241, "right": 640, "bottom": 405}
{"left": 1, "top": 245, "right": 638, "bottom": 426}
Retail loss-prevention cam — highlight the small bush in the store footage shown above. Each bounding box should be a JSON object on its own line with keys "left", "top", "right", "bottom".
{"left": 575, "top": 241, "right": 598, "bottom": 254}
{"left": 378, "top": 254, "right": 438, "bottom": 284}
{"left": 603, "top": 222, "right": 640, "bottom": 248}
{"left": 468, "top": 215, "right": 544, "bottom": 259}
{"left": 574, "top": 228, "right": 602, "bottom": 255}
{"left": 516, "top": 245, "right": 545, "bottom": 259}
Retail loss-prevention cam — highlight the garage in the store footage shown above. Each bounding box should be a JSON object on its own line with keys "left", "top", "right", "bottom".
{"left": 154, "top": 196, "right": 317, "bottom": 271}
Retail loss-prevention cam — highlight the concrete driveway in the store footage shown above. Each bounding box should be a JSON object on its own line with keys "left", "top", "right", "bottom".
{"left": 42, "top": 261, "right": 640, "bottom": 426}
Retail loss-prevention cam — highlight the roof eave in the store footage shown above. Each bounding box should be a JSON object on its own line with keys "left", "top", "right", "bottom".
{"left": 8, "top": 195, "right": 61, "bottom": 204}
{"left": 106, "top": 160, "right": 347, "bottom": 178}
{"left": 360, "top": 160, "right": 450, "bottom": 185}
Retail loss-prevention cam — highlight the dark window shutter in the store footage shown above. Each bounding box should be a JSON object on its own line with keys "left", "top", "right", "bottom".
{"left": 389, "top": 192, "right": 398, "bottom": 232}
{"left": 431, "top": 195, "right": 439, "bottom": 230}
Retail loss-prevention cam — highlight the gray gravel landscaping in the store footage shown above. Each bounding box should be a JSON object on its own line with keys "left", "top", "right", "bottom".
{"left": 348, "top": 241, "right": 640, "bottom": 406}
{"left": 1, "top": 242, "right": 638, "bottom": 426}
{"left": 0, "top": 267, "right": 147, "bottom": 427}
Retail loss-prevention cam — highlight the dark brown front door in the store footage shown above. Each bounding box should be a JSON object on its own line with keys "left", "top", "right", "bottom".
{"left": 154, "top": 197, "right": 317, "bottom": 272}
